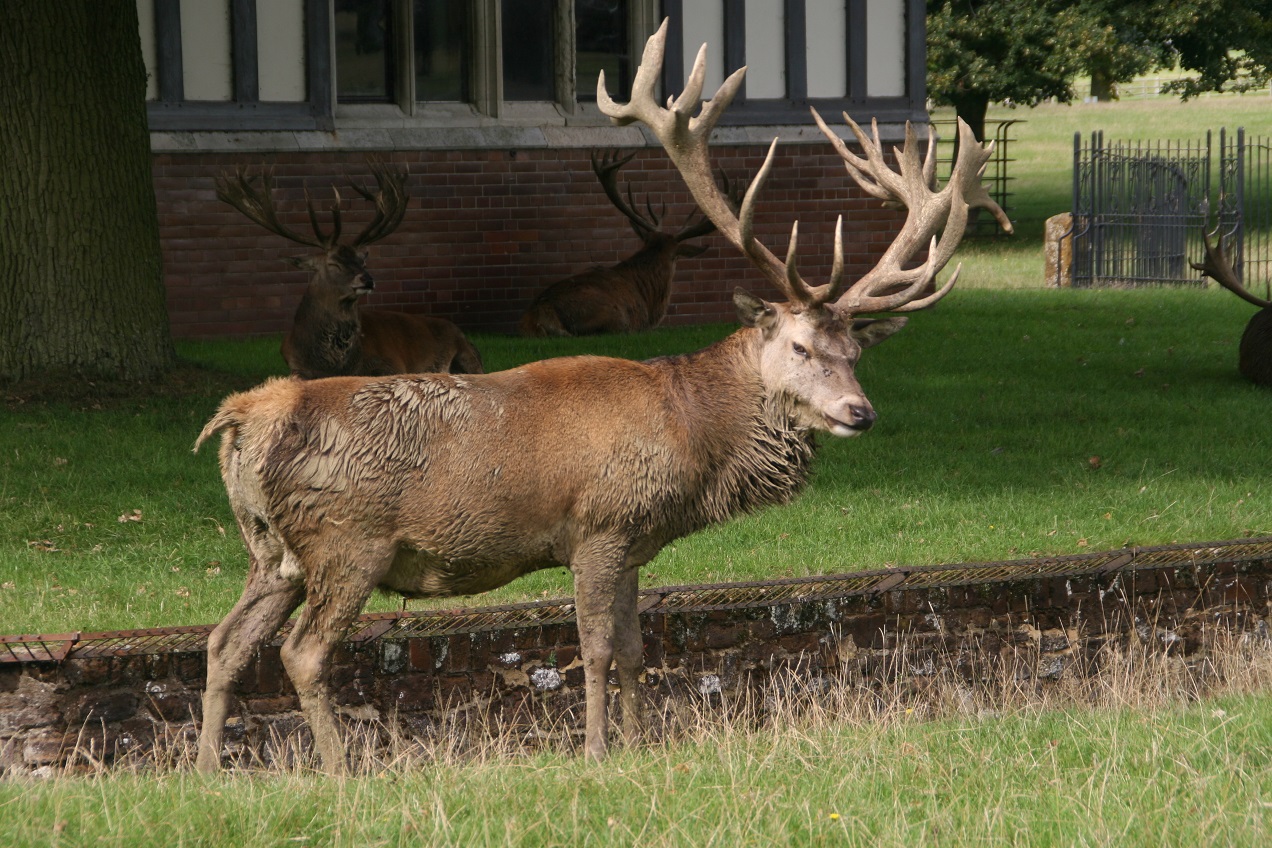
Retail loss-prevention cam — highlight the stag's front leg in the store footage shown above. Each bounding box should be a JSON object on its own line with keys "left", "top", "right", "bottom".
{"left": 570, "top": 538, "right": 631, "bottom": 762}
{"left": 611, "top": 567, "right": 645, "bottom": 746}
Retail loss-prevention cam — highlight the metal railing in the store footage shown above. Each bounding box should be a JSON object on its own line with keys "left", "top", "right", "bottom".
{"left": 1068, "top": 126, "right": 1272, "bottom": 292}
{"left": 932, "top": 119, "right": 1021, "bottom": 237}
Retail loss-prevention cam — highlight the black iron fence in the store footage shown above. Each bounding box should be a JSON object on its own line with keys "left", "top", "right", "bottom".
{"left": 1069, "top": 127, "right": 1272, "bottom": 290}
{"left": 1217, "top": 128, "right": 1272, "bottom": 301}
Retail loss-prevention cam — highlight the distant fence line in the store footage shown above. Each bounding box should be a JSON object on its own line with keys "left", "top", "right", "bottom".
{"left": 1068, "top": 127, "right": 1272, "bottom": 291}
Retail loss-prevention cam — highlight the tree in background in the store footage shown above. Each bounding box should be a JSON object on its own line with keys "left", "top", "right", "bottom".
{"left": 928, "top": 0, "right": 1272, "bottom": 140}
{"left": 926, "top": 0, "right": 1091, "bottom": 142}
{"left": 0, "top": 2, "right": 174, "bottom": 382}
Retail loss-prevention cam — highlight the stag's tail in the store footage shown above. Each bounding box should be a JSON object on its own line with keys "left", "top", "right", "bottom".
{"left": 194, "top": 377, "right": 300, "bottom": 453}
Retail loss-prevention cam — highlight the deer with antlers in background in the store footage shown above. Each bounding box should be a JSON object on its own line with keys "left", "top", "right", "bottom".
{"left": 216, "top": 163, "right": 483, "bottom": 378}
{"left": 1192, "top": 231, "right": 1272, "bottom": 386}
{"left": 193, "top": 20, "right": 1009, "bottom": 774}
{"left": 519, "top": 150, "right": 734, "bottom": 336}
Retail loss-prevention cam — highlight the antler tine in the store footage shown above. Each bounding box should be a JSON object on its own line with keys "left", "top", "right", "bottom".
{"left": 215, "top": 168, "right": 327, "bottom": 249}
{"left": 1193, "top": 231, "right": 1272, "bottom": 309}
{"left": 813, "top": 109, "right": 1011, "bottom": 315}
{"left": 348, "top": 160, "right": 409, "bottom": 248}
{"left": 303, "top": 186, "right": 342, "bottom": 249}
{"left": 600, "top": 21, "right": 826, "bottom": 304}
{"left": 591, "top": 149, "right": 659, "bottom": 238}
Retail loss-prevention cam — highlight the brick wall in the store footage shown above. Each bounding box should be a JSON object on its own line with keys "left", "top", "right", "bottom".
{"left": 153, "top": 144, "right": 906, "bottom": 339}
{"left": 2, "top": 557, "right": 1269, "bottom": 774}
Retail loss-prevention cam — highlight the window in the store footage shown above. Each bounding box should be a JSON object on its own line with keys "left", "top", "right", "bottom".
{"left": 333, "top": 0, "right": 633, "bottom": 112}
{"left": 335, "top": 0, "right": 394, "bottom": 101}
{"left": 576, "top": 0, "right": 629, "bottom": 102}
{"left": 414, "top": 0, "right": 469, "bottom": 101}
{"left": 501, "top": 0, "right": 555, "bottom": 101}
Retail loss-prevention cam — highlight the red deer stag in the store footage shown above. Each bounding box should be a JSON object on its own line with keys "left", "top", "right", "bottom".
{"left": 519, "top": 149, "right": 732, "bottom": 336}
{"left": 1191, "top": 231, "right": 1272, "bottom": 386}
{"left": 216, "top": 164, "right": 483, "bottom": 378}
{"left": 193, "top": 20, "right": 1009, "bottom": 774}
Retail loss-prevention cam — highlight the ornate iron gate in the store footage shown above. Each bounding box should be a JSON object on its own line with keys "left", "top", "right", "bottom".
{"left": 1069, "top": 127, "right": 1272, "bottom": 291}
{"left": 1216, "top": 127, "right": 1272, "bottom": 300}
{"left": 1069, "top": 131, "right": 1211, "bottom": 287}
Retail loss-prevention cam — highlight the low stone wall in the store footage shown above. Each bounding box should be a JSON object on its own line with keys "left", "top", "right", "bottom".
{"left": 2, "top": 540, "right": 1270, "bottom": 774}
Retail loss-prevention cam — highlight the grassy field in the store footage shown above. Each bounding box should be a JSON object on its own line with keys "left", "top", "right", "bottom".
{"left": 0, "top": 690, "right": 1268, "bottom": 846}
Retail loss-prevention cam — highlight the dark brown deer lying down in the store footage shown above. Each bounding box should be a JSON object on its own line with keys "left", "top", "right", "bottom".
{"left": 1192, "top": 232, "right": 1272, "bottom": 386}
{"left": 193, "top": 20, "right": 1010, "bottom": 774}
{"left": 216, "top": 164, "right": 483, "bottom": 378}
{"left": 519, "top": 150, "right": 733, "bottom": 336}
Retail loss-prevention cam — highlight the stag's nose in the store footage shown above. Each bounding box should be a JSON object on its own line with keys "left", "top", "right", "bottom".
{"left": 355, "top": 271, "right": 375, "bottom": 292}
{"left": 847, "top": 404, "right": 876, "bottom": 431}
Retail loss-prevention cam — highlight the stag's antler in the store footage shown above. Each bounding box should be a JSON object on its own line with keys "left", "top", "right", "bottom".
{"left": 1192, "top": 231, "right": 1272, "bottom": 309}
{"left": 597, "top": 20, "right": 1011, "bottom": 314}
{"left": 590, "top": 149, "right": 737, "bottom": 245}
{"left": 216, "top": 161, "right": 409, "bottom": 250}
{"left": 216, "top": 169, "right": 333, "bottom": 249}
{"left": 347, "top": 160, "right": 410, "bottom": 247}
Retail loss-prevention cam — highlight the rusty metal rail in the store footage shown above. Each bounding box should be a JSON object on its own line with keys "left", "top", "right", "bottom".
{"left": 4, "top": 537, "right": 1270, "bottom": 664}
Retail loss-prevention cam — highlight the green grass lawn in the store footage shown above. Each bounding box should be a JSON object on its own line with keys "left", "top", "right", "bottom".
{"left": 1, "top": 694, "right": 1268, "bottom": 846}
{"left": 1, "top": 287, "right": 1266, "bottom": 634}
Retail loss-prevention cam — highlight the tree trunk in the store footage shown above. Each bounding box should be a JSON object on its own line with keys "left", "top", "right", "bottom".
{"left": 0, "top": 2, "right": 174, "bottom": 382}
{"left": 1089, "top": 66, "right": 1118, "bottom": 102}
{"left": 948, "top": 92, "right": 990, "bottom": 143}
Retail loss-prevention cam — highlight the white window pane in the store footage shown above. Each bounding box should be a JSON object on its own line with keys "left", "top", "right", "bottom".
{"left": 805, "top": 0, "right": 846, "bottom": 98}
{"left": 681, "top": 1, "right": 723, "bottom": 93}
{"left": 180, "top": 0, "right": 233, "bottom": 101}
{"left": 258, "top": 0, "right": 307, "bottom": 102}
{"left": 743, "top": 0, "right": 784, "bottom": 98}
{"left": 865, "top": 0, "right": 904, "bottom": 97}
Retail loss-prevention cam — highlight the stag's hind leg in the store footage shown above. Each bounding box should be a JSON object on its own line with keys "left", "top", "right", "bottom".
{"left": 197, "top": 548, "right": 304, "bottom": 774}
{"left": 278, "top": 543, "right": 392, "bottom": 774}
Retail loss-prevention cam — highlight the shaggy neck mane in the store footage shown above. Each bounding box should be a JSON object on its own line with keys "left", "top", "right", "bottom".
{"left": 654, "top": 328, "right": 816, "bottom": 531}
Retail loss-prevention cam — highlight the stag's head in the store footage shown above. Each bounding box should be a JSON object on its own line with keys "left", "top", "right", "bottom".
{"left": 216, "top": 162, "right": 409, "bottom": 305}
{"left": 598, "top": 20, "right": 1011, "bottom": 437}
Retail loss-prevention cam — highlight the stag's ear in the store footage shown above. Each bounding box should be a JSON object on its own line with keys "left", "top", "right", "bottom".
{"left": 734, "top": 288, "right": 778, "bottom": 331}
{"left": 850, "top": 316, "right": 908, "bottom": 348}
{"left": 283, "top": 255, "right": 319, "bottom": 271}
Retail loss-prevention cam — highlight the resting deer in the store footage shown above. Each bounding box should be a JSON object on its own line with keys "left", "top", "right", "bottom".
{"left": 1192, "top": 231, "right": 1272, "bottom": 386}
{"left": 519, "top": 150, "right": 731, "bottom": 336}
{"left": 216, "top": 164, "right": 484, "bottom": 378}
{"left": 193, "top": 20, "right": 1010, "bottom": 774}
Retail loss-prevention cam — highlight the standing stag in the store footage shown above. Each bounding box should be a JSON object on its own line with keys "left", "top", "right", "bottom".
{"left": 519, "top": 149, "right": 732, "bottom": 336}
{"left": 1192, "top": 232, "right": 1272, "bottom": 386}
{"left": 193, "top": 20, "right": 1010, "bottom": 774}
{"left": 217, "top": 164, "right": 483, "bottom": 378}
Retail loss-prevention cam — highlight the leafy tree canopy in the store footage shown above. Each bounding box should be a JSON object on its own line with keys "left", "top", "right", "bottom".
{"left": 928, "top": 0, "right": 1272, "bottom": 138}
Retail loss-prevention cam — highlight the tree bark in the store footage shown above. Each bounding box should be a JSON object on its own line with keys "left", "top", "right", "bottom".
{"left": 0, "top": 2, "right": 174, "bottom": 382}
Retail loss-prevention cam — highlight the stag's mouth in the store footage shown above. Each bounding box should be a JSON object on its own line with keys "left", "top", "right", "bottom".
{"left": 824, "top": 415, "right": 866, "bottom": 438}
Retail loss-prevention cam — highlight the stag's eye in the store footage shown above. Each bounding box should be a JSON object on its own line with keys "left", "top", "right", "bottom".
{"left": 792, "top": 342, "right": 809, "bottom": 359}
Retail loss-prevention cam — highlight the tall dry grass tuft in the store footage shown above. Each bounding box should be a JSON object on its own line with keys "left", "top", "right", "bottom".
{"left": 43, "top": 616, "right": 1271, "bottom": 778}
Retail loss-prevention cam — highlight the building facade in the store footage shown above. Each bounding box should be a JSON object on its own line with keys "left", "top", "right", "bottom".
{"left": 141, "top": 0, "right": 926, "bottom": 337}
